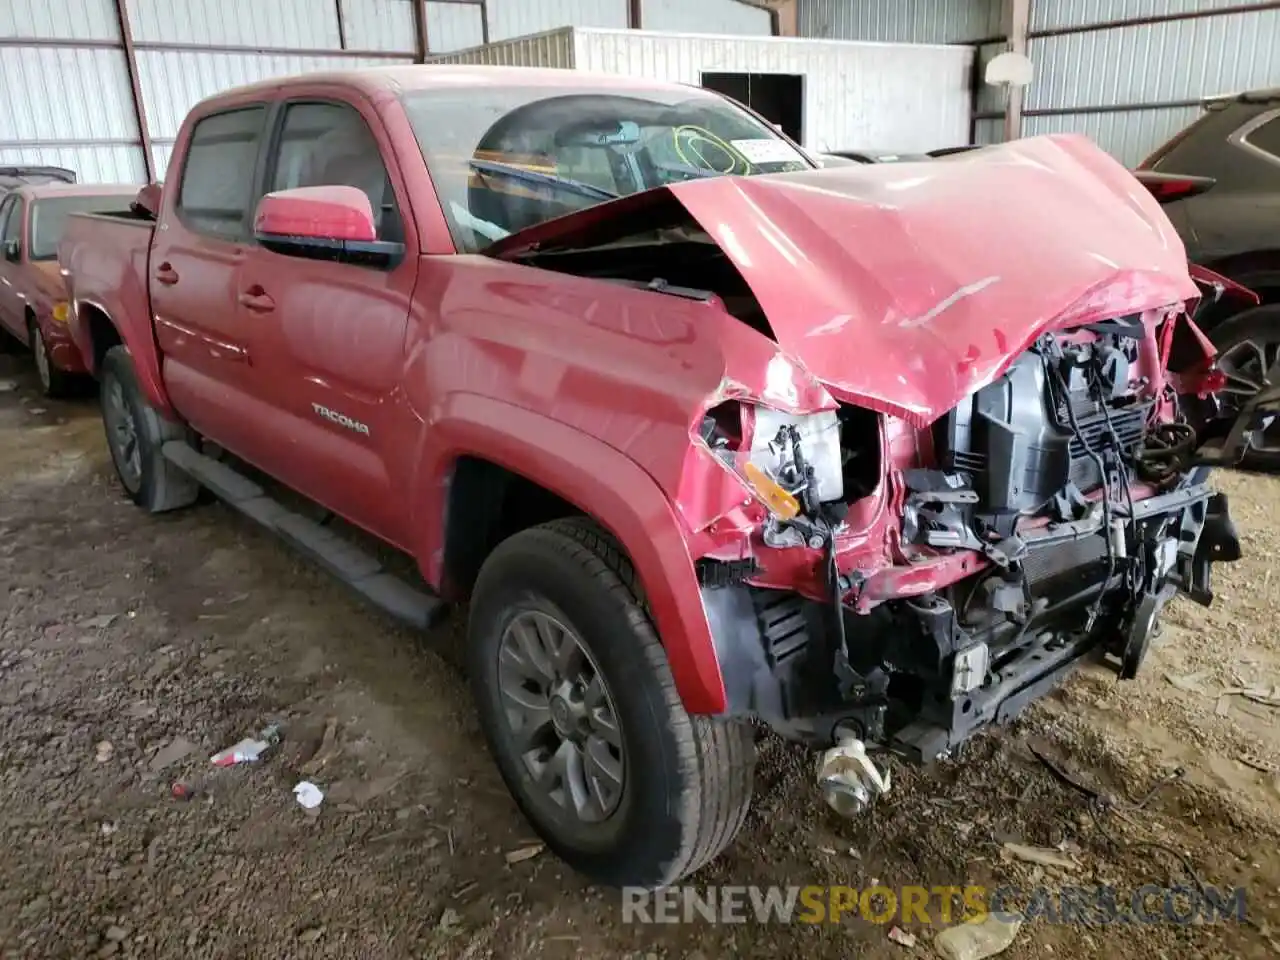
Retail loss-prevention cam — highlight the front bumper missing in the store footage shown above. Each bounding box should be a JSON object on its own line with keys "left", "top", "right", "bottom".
{"left": 703, "top": 479, "right": 1239, "bottom": 760}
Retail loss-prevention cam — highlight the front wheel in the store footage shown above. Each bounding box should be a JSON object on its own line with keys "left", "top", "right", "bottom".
{"left": 468, "top": 518, "right": 755, "bottom": 888}
{"left": 100, "top": 345, "right": 199, "bottom": 513}
{"left": 1211, "top": 304, "right": 1280, "bottom": 471}
{"left": 29, "top": 320, "right": 73, "bottom": 398}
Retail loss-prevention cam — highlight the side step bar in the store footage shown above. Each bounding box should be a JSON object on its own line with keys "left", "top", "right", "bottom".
{"left": 162, "top": 441, "right": 447, "bottom": 630}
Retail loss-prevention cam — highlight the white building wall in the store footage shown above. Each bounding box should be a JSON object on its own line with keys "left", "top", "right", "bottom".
{"left": 434, "top": 27, "right": 974, "bottom": 154}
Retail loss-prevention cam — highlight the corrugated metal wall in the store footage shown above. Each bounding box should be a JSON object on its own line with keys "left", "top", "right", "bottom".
{"left": 434, "top": 27, "right": 975, "bottom": 153}
{"left": 0, "top": 0, "right": 144, "bottom": 182}
{"left": 1020, "top": 4, "right": 1280, "bottom": 165}
{"left": 641, "top": 0, "right": 773, "bottom": 36}
{"left": 796, "top": 0, "right": 1005, "bottom": 43}
{"left": 485, "top": 0, "right": 628, "bottom": 42}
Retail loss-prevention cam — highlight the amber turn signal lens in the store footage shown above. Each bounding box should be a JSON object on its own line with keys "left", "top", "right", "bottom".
{"left": 51, "top": 302, "right": 70, "bottom": 324}
{"left": 743, "top": 461, "right": 800, "bottom": 520}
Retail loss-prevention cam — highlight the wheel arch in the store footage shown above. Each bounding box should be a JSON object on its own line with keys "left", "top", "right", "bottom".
{"left": 414, "top": 394, "right": 727, "bottom": 715}
{"left": 73, "top": 299, "right": 175, "bottom": 417}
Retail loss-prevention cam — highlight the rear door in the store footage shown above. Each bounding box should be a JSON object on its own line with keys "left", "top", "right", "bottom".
{"left": 0, "top": 195, "right": 26, "bottom": 338}
{"left": 151, "top": 102, "right": 271, "bottom": 460}
{"left": 235, "top": 94, "right": 418, "bottom": 544}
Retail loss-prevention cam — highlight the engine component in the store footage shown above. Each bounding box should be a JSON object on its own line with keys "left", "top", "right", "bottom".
{"left": 934, "top": 334, "right": 1149, "bottom": 524}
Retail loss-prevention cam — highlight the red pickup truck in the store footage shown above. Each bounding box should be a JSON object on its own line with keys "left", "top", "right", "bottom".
{"left": 60, "top": 65, "right": 1265, "bottom": 889}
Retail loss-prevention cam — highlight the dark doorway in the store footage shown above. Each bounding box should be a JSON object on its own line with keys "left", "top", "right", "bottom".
{"left": 701, "top": 72, "right": 804, "bottom": 144}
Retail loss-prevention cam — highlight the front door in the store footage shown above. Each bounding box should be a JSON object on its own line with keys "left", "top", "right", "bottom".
{"left": 236, "top": 96, "right": 418, "bottom": 545}
{"left": 150, "top": 103, "right": 270, "bottom": 464}
{"left": 0, "top": 195, "right": 26, "bottom": 338}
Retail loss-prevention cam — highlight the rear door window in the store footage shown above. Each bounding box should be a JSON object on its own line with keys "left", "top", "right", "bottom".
{"left": 177, "top": 106, "right": 267, "bottom": 240}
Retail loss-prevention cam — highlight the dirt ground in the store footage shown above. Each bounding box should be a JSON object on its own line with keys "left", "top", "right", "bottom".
{"left": 1, "top": 353, "right": 1279, "bottom": 960}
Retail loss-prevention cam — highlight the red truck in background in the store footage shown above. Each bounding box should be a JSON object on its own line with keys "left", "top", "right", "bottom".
{"left": 0, "top": 183, "right": 138, "bottom": 395}
{"left": 59, "top": 65, "right": 1268, "bottom": 889}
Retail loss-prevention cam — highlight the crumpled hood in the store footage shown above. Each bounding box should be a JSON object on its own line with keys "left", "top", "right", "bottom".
{"left": 492, "top": 134, "right": 1197, "bottom": 427}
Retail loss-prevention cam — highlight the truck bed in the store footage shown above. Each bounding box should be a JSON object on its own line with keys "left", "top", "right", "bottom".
{"left": 58, "top": 208, "right": 156, "bottom": 375}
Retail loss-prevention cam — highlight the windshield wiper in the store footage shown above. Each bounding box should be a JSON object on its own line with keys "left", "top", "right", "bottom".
{"left": 470, "top": 159, "right": 618, "bottom": 203}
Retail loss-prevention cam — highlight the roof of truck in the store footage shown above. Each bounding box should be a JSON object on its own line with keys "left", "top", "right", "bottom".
{"left": 201, "top": 64, "right": 706, "bottom": 105}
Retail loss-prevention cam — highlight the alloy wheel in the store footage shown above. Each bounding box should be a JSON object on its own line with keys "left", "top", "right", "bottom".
{"left": 497, "top": 609, "right": 625, "bottom": 826}
{"left": 1216, "top": 336, "right": 1280, "bottom": 454}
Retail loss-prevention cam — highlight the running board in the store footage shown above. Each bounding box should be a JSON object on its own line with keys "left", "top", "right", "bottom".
{"left": 161, "top": 441, "right": 447, "bottom": 630}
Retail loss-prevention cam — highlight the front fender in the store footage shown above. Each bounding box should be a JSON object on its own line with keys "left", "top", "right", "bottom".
{"left": 411, "top": 393, "right": 727, "bottom": 715}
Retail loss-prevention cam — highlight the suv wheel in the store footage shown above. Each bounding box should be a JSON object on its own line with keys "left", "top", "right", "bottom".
{"left": 1211, "top": 304, "right": 1280, "bottom": 471}
{"left": 100, "top": 345, "right": 199, "bottom": 513}
{"left": 468, "top": 518, "right": 754, "bottom": 888}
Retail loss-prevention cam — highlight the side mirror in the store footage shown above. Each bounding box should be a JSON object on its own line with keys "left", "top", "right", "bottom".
{"left": 3, "top": 240, "right": 19, "bottom": 263}
{"left": 253, "top": 186, "right": 403, "bottom": 268}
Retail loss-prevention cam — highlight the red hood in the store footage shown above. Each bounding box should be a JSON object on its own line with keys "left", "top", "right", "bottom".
{"left": 492, "top": 134, "right": 1198, "bottom": 427}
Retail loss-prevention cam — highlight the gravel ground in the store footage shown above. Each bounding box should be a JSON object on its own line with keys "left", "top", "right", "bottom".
{"left": 1, "top": 353, "right": 1279, "bottom": 959}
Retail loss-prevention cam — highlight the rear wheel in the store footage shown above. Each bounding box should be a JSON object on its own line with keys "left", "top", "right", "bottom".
{"left": 28, "top": 319, "right": 73, "bottom": 398}
{"left": 468, "top": 518, "right": 754, "bottom": 888}
{"left": 100, "top": 345, "right": 199, "bottom": 513}
{"left": 1210, "top": 304, "right": 1280, "bottom": 471}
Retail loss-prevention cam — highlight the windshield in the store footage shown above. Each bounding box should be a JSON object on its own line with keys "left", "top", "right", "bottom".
{"left": 401, "top": 85, "right": 812, "bottom": 253}
{"left": 30, "top": 195, "right": 128, "bottom": 260}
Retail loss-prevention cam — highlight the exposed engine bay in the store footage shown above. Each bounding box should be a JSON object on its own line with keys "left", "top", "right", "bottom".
{"left": 700, "top": 315, "right": 1247, "bottom": 772}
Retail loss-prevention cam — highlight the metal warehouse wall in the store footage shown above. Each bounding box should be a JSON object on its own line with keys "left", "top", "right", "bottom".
{"left": 797, "top": 0, "right": 1005, "bottom": 43}
{"left": 1012, "top": 1, "right": 1280, "bottom": 166}
{"left": 432, "top": 27, "right": 975, "bottom": 153}
{"left": 1, "top": 0, "right": 776, "bottom": 184}
{"left": 640, "top": 0, "right": 773, "bottom": 35}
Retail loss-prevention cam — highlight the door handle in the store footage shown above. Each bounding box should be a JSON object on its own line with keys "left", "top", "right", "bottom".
{"left": 154, "top": 262, "right": 179, "bottom": 285}
{"left": 237, "top": 287, "right": 276, "bottom": 313}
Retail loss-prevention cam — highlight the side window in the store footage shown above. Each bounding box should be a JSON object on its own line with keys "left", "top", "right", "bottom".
{"left": 177, "top": 106, "right": 267, "bottom": 239}
{"left": 270, "top": 101, "right": 402, "bottom": 242}
{"left": 1, "top": 197, "right": 23, "bottom": 250}
{"left": 1245, "top": 115, "right": 1280, "bottom": 162}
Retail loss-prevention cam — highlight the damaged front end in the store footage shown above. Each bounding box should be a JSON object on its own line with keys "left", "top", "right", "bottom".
{"left": 489, "top": 134, "right": 1274, "bottom": 808}
{"left": 695, "top": 303, "right": 1259, "bottom": 780}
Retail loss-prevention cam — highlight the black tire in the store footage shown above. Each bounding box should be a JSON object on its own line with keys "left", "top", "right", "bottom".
{"left": 1210, "top": 304, "right": 1280, "bottom": 471}
{"left": 100, "top": 345, "right": 199, "bottom": 513}
{"left": 28, "top": 318, "right": 74, "bottom": 398}
{"left": 468, "top": 517, "right": 754, "bottom": 888}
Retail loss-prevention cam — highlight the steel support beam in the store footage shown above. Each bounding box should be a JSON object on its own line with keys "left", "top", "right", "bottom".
{"left": 1004, "top": 0, "right": 1031, "bottom": 142}
{"left": 113, "top": 0, "right": 156, "bottom": 183}
{"left": 412, "top": 0, "right": 430, "bottom": 62}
